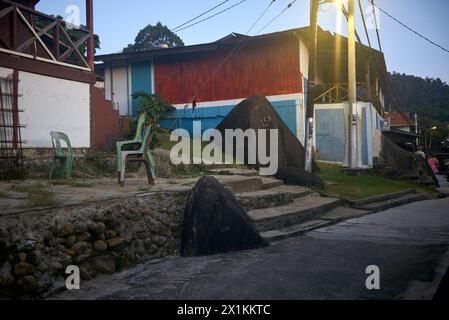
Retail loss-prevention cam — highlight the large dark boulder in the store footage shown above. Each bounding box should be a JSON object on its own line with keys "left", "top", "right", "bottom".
{"left": 275, "top": 167, "right": 325, "bottom": 189}
{"left": 181, "top": 176, "right": 267, "bottom": 256}
{"left": 215, "top": 95, "right": 320, "bottom": 173}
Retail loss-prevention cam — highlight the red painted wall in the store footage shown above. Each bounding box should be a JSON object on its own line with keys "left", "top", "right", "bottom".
{"left": 155, "top": 37, "right": 302, "bottom": 104}
{"left": 91, "top": 86, "right": 120, "bottom": 150}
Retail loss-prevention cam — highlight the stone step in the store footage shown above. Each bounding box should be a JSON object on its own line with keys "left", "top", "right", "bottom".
{"left": 261, "top": 177, "right": 284, "bottom": 190}
{"left": 248, "top": 194, "right": 341, "bottom": 232}
{"left": 207, "top": 168, "right": 259, "bottom": 176}
{"left": 350, "top": 189, "right": 416, "bottom": 207}
{"left": 356, "top": 192, "right": 428, "bottom": 212}
{"left": 260, "top": 219, "right": 332, "bottom": 242}
{"left": 236, "top": 185, "right": 312, "bottom": 211}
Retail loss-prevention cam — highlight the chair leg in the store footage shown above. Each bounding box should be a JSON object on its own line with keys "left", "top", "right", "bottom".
{"left": 82, "top": 158, "right": 86, "bottom": 181}
{"left": 145, "top": 162, "right": 155, "bottom": 186}
{"left": 120, "top": 155, "right": 127, "bottom": 187}
{"left": 66, "top": 157, "right": 73, "bottom": 181}
{"left": 49, "top": 159, "right": 55, "bottom": 180}
{"left": 60, "top": 158, "right": 66, "bottom": 178}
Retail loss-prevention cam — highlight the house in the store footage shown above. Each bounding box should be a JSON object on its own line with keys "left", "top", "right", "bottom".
{"left": 387, "top": 112, "right": 416, "bottom": 132}
{"left": 382, "top": 112, "right": 420, "bottom": 152}
{"left": 0, "top": 0, "right": 121, "bottom": 175}
{"left": 95, "top": 26, "right": 388, "bottom": 168}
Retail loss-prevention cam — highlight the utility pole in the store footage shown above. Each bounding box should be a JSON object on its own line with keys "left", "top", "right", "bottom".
{"left": 347, "top": 0, "right": 358, "bottom": 169}
{"left": 304, "top": 0, "right": 319, "bottom": 172}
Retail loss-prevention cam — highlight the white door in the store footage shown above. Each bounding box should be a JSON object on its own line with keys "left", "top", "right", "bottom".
{"left": 112, "top": 67, "right": 128, "bottom": 116}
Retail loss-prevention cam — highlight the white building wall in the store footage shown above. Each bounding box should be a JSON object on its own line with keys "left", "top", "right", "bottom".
{"left": 0, "top": 67, "right": 91, "bottom": 148}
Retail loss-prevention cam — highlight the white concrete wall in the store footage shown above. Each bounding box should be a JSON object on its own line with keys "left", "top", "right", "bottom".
{"left": 314, "top": 101, "right": 383, "bottom": 168}
{"left": 0, "top": 67, "right": 91, "bottom": 148}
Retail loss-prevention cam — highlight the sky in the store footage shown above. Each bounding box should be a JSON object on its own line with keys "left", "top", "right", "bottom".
{"left": 36, "top": 0, "right": 449, "bottom": 83}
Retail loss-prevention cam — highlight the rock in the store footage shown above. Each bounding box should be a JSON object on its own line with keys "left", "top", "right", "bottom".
{"left": 106, "top": 238, "right": 125, "bottom": 248}
{"left": 50, "top": 261, "right": 63, "bottom": 270}
{"left": 95, "top": 222, "right": 106, "bottom": 234}
{"left": 17, "top": 239, "right": 36, "bottom": 252}
{"left": 151, "top": 235, "right": 167, "bottom": 247}
{"left": 77, "top": 232, "right": 91, "bottom": 242}
{"left": 0, "top": 262, "right": 14, "bottom": 286}
{"left": 181, "top": 176, "right": 267, "bottom": 256}
{"left": 96, "top": 233, "right": 106, "bottom": 241}
{"left": 79, "top": 266, "right": 93, "bottom": 280}
{"left": 58, "top": 223, "right": 75, "bottom": 237}
{"left": 275, "top": 166, "right": 325, "bottom": 189}
{"left": 55, "top": 237, "right": 66, "bottom": 245}
{"left": 91, "top": 256, "right": 116, "bottom": 274}
{"left": 13, "top": 262, "right": 35, "bottom": 276}
{"left": 17, "top": 275, "right": 37, "bottom": 292}
{"left": 65, "top": 235, "right": 77, "bottom": 248}
{"left": 105, "top": 230, "right": 117, "bottom": 239}
{"left": 72, "top": 242, "right": 92, "bottom": 254}
{"left": 215, "top": 95, "right": 320, "bottom": 173}
{"left": 93, "top": 240, "right": 108, "bottom": 252}
{"left": 157, "top": 224, "right": 171, "bottom": 237}
{"left": 18, "top": 252, "right": 27, "bottom": 262}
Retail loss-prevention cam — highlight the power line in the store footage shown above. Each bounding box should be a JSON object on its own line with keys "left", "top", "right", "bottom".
{"left": 171, "top": 0, "right": 233, "bottom": 32}
{"left": 370, "top": 0, "right": 382, "bottom": 52}
{"left": 192, "top": 0, "right": 296, "bottom": 100}
{"left": 358, "top": 0, "right": 371, "bottom": 48}
{"left": 256, "top": 0, "right": 297, "bottom": 34}
{"left": 174, "top": 0, "right": 251, "bottom": 33}
{"left": 373, "top": 2, "right": 449, "bottom": 54}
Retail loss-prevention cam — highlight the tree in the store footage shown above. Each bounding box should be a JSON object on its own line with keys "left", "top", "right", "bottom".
{"left": 36, "top": 15, "right": 101, "bottom": 55}
{"left": 124, "top": 22, "right": 184, "bottom": 53}
{"left": 129, "top": 92, "right": 175, "bottom": 146}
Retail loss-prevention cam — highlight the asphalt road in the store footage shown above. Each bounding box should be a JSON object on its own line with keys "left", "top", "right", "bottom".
{"left": 53, "top": 197, "right": 449, "bottom": 300}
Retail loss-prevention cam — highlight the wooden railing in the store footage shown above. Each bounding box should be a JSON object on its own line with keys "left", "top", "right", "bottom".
{"left": 0, "top": 0, "right": 92, "bottom": 71}
{"left": 314, "top": 82, "right": 384, "bottom": 114}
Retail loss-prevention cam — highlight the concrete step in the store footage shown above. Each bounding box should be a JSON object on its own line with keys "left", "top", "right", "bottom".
{"left": 236, "top": 185, "right": 312, "bottom": 211}
{"left": 218, "top": 176, "right": 284, "bottom": 193}
{"left": 350, "top": 189, "right": 416, "bottom": 207}
{"left": 356, "top": 192, "right": 428, "bottom": 212}
{"left": 260, "top": 219, "right": 332, "bottom": 242}
{"left": 248, "top": 194, "right": 341, "bottom": 232}
{"left": 207, "top": 168, "right": 259, "bottom": 176}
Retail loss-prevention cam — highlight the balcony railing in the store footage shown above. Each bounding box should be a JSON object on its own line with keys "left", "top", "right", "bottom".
{"left": 0, "top": 0, "right": 92, "bottom": 71}
{"left": 314, "top": 82, "right": 384, "bottom": 115}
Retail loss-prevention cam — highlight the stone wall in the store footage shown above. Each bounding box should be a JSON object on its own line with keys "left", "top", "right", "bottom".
{"left": 0, "top": 191, "right": 188, "bottom": 299}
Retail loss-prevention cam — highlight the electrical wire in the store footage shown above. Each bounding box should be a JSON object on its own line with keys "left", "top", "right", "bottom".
{"left": 171, "top": 0, "right": 233, "bottom": 32}
{"left": 373, "top": 2, "right": 449, "bottom": 54}
{"left": 174, "top": 0, "right": 251, "bottom": 33}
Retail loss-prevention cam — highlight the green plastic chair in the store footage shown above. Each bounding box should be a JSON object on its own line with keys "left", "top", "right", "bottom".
{"left": 116, "top": 112, "right": 147, "bottom": 181}
{"left": 49, "top": 131, "right": 86, "bottom": 181}
{"left": 118, "top": 126, "right": 156, "bottom": 187}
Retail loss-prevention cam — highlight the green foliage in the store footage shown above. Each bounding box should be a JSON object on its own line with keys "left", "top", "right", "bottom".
{"left": 316, "top": 162, "right": 420, "bottom": 201}
{"left": 35, "top": 15, "right": 101, "bottom": 55}
{"left": 124, "top": 22, "right": 184, "bottom": 53}
{"left": 387, "top": 72, "right": 449, "bottom": 123}
{"left": 387, "top": 72, "right": 449, "bottom": 150}
{"left": 129, "top": 92, "right": 174, "bottom": 145}
{"left": 132, "top": 92, "right": 173, "bottom": 124}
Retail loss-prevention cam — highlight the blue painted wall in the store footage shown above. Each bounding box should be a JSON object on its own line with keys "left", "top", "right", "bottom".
{"left": 160, "top": 99, "right": 297, "bottom": 136}
{"left": 316, "top": 108, "right": 345, "bottom": 162}
{"left": 131, "top": 61, "right": 152, "bottom": 117}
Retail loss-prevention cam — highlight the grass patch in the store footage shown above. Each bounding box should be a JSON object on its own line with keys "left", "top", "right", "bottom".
{"left": 10, "top": 184, "right": 56, "bottom": 208}
{"left": 316, "top": 162, "right": 419, "bottom": 201}
{"left": 0, "top": 191, "right": 7, "bottom": 198}
{"left": 70, "top": 182, "right": 93, "bottom": 188}
{"left": 137, "top": 187, "right": 151, "bottom": 192}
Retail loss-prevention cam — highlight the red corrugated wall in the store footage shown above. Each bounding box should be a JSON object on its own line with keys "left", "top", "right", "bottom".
{"left": 155, "top": 37, "right": 302, "bottom": 104}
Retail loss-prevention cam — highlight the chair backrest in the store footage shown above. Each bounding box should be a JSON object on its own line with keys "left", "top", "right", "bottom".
{"left": 50, "top": 131, "right": 72, "bottom": 155}
{"left": 139, "top": 125, "right": 154, "bottom": 155}
{"left": 135, "top": 113, "right": 147, "bottom": 141}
